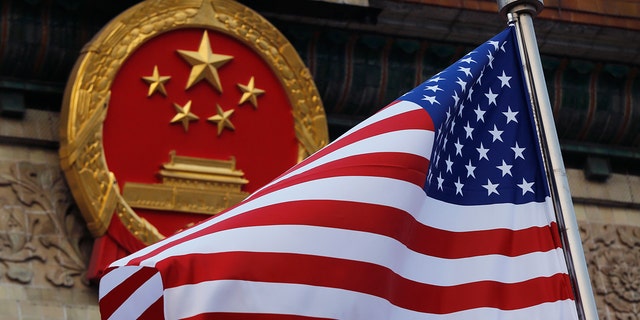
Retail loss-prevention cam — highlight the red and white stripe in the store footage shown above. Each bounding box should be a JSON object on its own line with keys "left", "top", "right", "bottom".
{"left": 99, "top": 100, "right": 577, "bottom": 319}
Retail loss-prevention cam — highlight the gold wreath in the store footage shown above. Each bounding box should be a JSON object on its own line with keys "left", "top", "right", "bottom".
{"left": 59, "top": 0, "right": 328, "bottom": 245}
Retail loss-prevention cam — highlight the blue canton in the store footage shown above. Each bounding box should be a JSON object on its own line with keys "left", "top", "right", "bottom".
{"left": 399, "top": 26, "right": 549, "bottom": 205}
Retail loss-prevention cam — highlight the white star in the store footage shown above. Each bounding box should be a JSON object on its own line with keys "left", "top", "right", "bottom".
{"left": 476, "top": 67, "right": 485, "bottom": 85}
{"left": 474, "top": 105, "right": 486, "bottom": 122}
{"left": 424, "top": 84, "right": 443, "bottom": 93}
{"left": 437, "top": 173, "right": 444, "bottom": 191}
{"left": 422, "top": 95, "right": 440, "bottom": 105}
{"left": 454, "top": 138, "right": 463, "bottom": 156}
{"left": 461, "top": 56, "right": 476, "bottom": 64}
{"left": 503, "top": 106, "right": 518, "bottom": 124}
{"left": 483, "top": 179, "right": 500, "bottom": 196}
{"left": 454, "top": 177, "right": 464, "bottom": 196}
{"left": 489, "top": 125, "right": 504, "bottom": 142}
{"left": 518, "top": 178, "right": 535, "bottom": 195}
{"left": 452, "top": 91, "right": 460, "bottom": 106}
{"left": 458, "top": 66, "right": 472, "bottom": 77}
{"left": 458, "top": 102, "right": 465, "bottom": 117}
{"left": 487, "top": 50, "right": 495, "bottom": 69}
{"left": 500, "top": 41, "right": 507, "bottom": 52}
{"left": 485, "top": 88, "right": 498, "bottom": 106}
{"left": 496, "top": 160, "right": 513, "bottom": 177}
{"left": 477, "top": 142, "right": 490, "bottom": 161}
{"left": 463, "top": 121, "right": 474, "bottom": 139}
{"left": 465, "top": 159, "right": 476, "bottom": 178}
{"left": 445, "top": 110, "right": 452, "bottom": 122}
{"left": 498, "top": 70, "right": 512, "bottom": 88}
{"left": 428, "top": 76, "right": 445, "bottom": 83}
{"left": 443, "top": 135, "right": 449, "bottom": 148}
{"left": 456, "top": 77, "right": 467, "bottom": 92}
{"left": 488, "top": 40, "right": 500, "bottom": 51}
{"left": 511, "top": 142, "right": 526, "bottom": 160}
{"left": 466, "top": 86, "right": 474, "bottom": 101}
{"left": 450, "top": 119, "right": 456, "bottom": 134}
{"left": 445, "top": 155, "right": 454, "bottom": 173}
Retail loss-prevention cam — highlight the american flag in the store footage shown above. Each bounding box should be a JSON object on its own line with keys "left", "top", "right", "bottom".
{"left": 98, "top": 26, "right": 579, "bottom": 319}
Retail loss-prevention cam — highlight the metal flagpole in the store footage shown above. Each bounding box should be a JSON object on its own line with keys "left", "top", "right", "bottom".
{"left": 495, "top": 1, "right": 599, "bottom": 319}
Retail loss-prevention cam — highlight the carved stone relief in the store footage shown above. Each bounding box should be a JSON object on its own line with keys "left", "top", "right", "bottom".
{"left": 1, "top": 157, "right": 640, "bottom": 319}
{"left": 582, "top": 222, "right": 640, "bottom": 320}
{"left": 0, "top": 161, "right": 92, "bottom": 287}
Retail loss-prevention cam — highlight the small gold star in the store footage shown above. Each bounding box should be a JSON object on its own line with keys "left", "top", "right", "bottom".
{"left": 237, "top": 76, "right": 265, "bottom": 109}
{"left": 142, "top": 65, "right": 171, "bottom": 97}
{"left": 170, "top": 100, "right": 199, "bottom": 132}
{"left": 207, "top": 104, "right": 235, "bottom": 136}
{"left": 177, "top": 30, "right": 234, "bottom": 93}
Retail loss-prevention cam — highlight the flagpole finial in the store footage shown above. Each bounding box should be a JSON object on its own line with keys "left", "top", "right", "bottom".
{"left": 497, "top": 0, "right": 543, "bottom": 18}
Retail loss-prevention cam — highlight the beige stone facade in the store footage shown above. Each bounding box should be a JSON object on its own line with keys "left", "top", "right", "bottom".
{"left": 0, "top": 111, "right": 100, "bottom": 319}
{"left": 1, "top": 110, "right": 639, "bottom": 319}
{"left": 568, "top": 169, "right": 640, "bottom": 319}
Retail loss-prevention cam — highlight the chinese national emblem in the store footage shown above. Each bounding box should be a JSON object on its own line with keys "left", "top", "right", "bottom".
{"left": 59, "top": 0, "right": 328, "bottom": 279}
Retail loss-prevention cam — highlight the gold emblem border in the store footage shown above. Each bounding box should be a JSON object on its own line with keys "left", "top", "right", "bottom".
{"left": 59, "top": 0, "right": 328, "bottom": 245}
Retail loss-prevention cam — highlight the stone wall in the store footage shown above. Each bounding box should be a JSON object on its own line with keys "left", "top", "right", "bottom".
{"left": 569, "top": 169, "right": 640, "bottom": 319}
{"left": 0, "top": 110, "right": 100, "bottom": 319}
{"left": 1, "top": 111, "right": 639, "bottom": 319}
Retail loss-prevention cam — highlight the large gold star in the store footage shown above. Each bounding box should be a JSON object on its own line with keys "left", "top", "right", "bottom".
{"left": 177, "top": 31, "right": 234, "bottom": 93}
{"left": 142, "top": 65, "right": 171, "bottom": 97}
{"left": 207, "top": 104, "right": 235, "bottom": 136}
{"left": 170, "top": 100, "right": 199, "bottom": 132}
{"left": 237, "top": 76, "right": 265, "bottom": 109}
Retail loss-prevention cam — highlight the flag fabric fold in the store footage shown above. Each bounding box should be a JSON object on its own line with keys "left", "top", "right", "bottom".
{"left": 98, "top": 26, "right": 579, "bottom": 320}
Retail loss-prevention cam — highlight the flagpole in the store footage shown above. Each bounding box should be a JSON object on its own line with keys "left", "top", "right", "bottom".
{"left": 496, "top": 1, "right": 599, "bottom": 319}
